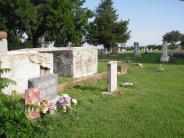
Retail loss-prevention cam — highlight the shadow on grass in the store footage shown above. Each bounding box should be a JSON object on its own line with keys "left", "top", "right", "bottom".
{"left": 73, "top": 84, "right": 105, "bottom": 92}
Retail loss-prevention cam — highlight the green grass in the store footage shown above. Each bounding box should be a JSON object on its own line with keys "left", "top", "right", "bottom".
{"left": 34, "top": 52, "right": 184, "bottom": 138}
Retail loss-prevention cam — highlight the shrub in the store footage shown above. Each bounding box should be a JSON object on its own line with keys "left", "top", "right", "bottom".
{"left": 0, "top": 92, "right": 36, "bottom": 137}
{"left": 0, "top": 61, "right": 16, "bottom": 92}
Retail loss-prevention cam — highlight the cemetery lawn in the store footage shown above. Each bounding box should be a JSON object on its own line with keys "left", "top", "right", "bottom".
{"left": 35, "top": 52, "right": 184, "bottom": 138}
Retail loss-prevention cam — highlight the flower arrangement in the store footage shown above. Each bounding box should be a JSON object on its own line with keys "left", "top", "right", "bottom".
{"left": 40, "top": 100, "right": 57, "bottom": 114}
{"left": 25, "top": 94, "right": 77, "bottom": 119}
{"left": 57, "top": 94, "right": 77, "bottom": 112}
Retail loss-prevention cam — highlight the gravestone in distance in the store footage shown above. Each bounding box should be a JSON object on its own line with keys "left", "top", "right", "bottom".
{"left": 177, "top": 45, "right": 181, "bottom": 51}
{"left": 134, "top": 42, "right": 141, "bottom": 57}
{"left": 160, "top": 41, "right": 169, "bottom": 63}
{"left": 108, "top": 61, "right": 117, "bottom": 93}
{"left": 28, "top": 74, "right": 58, "bottom": 100}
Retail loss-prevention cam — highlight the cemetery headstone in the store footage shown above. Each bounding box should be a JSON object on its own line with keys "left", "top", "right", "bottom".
{"left": 177, "top": 45, "right": 181, "bottom": 51}
{"left": 145, "top": 46, "right": 148, "bottom": 54}
{"left": 134, "top": 42, "right": 141, "bottom": 57}
{"left": 28, "top": 74, "right": 58, "bottom": 100}
{"left": 25, "top": 88, "right": 40, "bottom": 104}
{"left": 108, "top": 61, "right": 117, "bottom": 93}
{"left": 0, "top": 31, "right": 8, "bottom": 53}
{"left": 24, "top": 88, "right": 41, "bottom": 119}
{"left": 160, "top": 41, "right": 169, "bottom": 63}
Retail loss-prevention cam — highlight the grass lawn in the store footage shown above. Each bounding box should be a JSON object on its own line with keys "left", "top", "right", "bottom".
{"left": 34, "top": 52, "right": 184, "bottom": 138}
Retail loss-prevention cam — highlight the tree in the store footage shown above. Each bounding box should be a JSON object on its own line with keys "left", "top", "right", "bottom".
{"left": 0, "top": 0, "right": 92, "bottom": 49}
{"left": 181, "top": 34, "right": 184, "bottom": 46}
{"left": 162, "top": 31, "right": 182, "bottom": 46}
{"left": 0, "top": 0, "right": 37, "bottom": 49}
{"left": 87, "top": 0, "right": 130, "bottom": 50}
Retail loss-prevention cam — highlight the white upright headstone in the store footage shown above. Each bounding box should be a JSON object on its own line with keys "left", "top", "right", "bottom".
{"left": 177, "top": 45, "right": 181, "bottom": 51}
{"left": 160, "top": 41, "right": 169, "bottom": 63}
{"left": 134, "top": 42, "right": 141, "bottom": 57}
{"left": 0, "top": 39, "right": 8, "bottom": 53}
{"left": 108, "top": 61, "right": 117, "bottom": 93}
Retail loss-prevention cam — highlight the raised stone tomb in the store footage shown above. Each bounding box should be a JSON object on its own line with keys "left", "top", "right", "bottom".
{"left": 0, "top": 51, "right": 53, "bottom": 95}
{"left": 0, "top": 47, "right": 98, "bottom": 95}
{"left": 19, "top": 47, "right": 98, "bottom": 78}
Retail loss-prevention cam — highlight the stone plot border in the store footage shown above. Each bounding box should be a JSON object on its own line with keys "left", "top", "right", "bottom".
{"left": 58, "top": 65, "right": 128, "bottom": 91}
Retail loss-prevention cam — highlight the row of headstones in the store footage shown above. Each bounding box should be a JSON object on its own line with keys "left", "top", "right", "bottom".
{"left": 134, "top": 41, "right": 170, "bottom": 63}
{"left": 140, "top": 48, "right": 159, "bottom": 52}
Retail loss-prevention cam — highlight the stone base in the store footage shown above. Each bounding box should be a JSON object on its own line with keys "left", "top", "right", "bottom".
{"left": 101, "top": 92, "right": 114, "bottom": 95}
{"left": 160, "top": 56, "right": 169, "bottom": 63}
{"left": 0, "top": 39, "right": 8, "bottom": 53}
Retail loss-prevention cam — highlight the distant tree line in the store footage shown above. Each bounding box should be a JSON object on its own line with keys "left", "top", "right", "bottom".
{"left": 0, "top": 0, "right": 130, "bottom": 50}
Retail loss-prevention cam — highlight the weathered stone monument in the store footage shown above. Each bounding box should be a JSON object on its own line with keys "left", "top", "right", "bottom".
{"left": 20, "top": 47, "right": 98, "bottom": 78}
{"left": 108, "top": 61, "right": 117, "bottom": 93}
{"left": 134, "top": 42, "right": 141, "bottom": 57}
{"left": 160, "top": 41, "right": 169, "bottom": 63}
{"left": 0, "top": 31, "right": 8, "bottom": 53}
{"left": 0, "top": 52, "right": 53, "bottom": 95}
{"left": 28, "top": 74, "right": 58, "bottom": 100}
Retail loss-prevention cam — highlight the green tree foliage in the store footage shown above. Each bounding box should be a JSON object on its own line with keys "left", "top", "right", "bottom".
{"left": 0, "top": 62, "right": 16, "bottom": 92}
{"left": 162, "top": 30, "right": 183, "bottom": 46}
{"left": 87, "top": 0, "right": 130, "bottom": 50}
{"left": 0, "top": 0, "right": 92, "bottom": 49}
{"left": 181, "top": 34, "right": 184, "bottom": 46}
{"left": 0, "top": 0, "right": 37, "bottom": 49}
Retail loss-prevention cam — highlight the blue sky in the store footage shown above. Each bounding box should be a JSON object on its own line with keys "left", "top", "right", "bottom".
{"left": 83, "top": 0, "right": 184, "bottom": 46}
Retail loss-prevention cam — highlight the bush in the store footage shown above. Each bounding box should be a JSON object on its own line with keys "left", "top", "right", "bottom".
{"left": 0, "top": 62, "right": 35, "bottom": 137}
{"left": 0, "top": 92, "right": 35, "bottom": 137}
{"left": 0, "top": 61, "right": 16, "bottom": 92}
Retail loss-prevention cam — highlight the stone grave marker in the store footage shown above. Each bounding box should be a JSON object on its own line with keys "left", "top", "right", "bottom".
{"left": 24, "top": 88, "right": 41, "bottom": 119}
{"left": 160, "top": 41, "right": 169, "bottom": 63}
{"left": 134, "top": 42, "right": 141, "bottom": 57}
{"left": 28, "top": 74, "right": 58, "bottom": 100}
{"left": 25, "top": 88, "right": 40, "bottom": 105}
{"left": 0, "top": 31, "right": 8, "bottom": 53}
{"left": 108, "top": 61, "right": 117, "bottom": 93}
{"left": 177, "top": 45, "right": 181, "bottom": 51}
